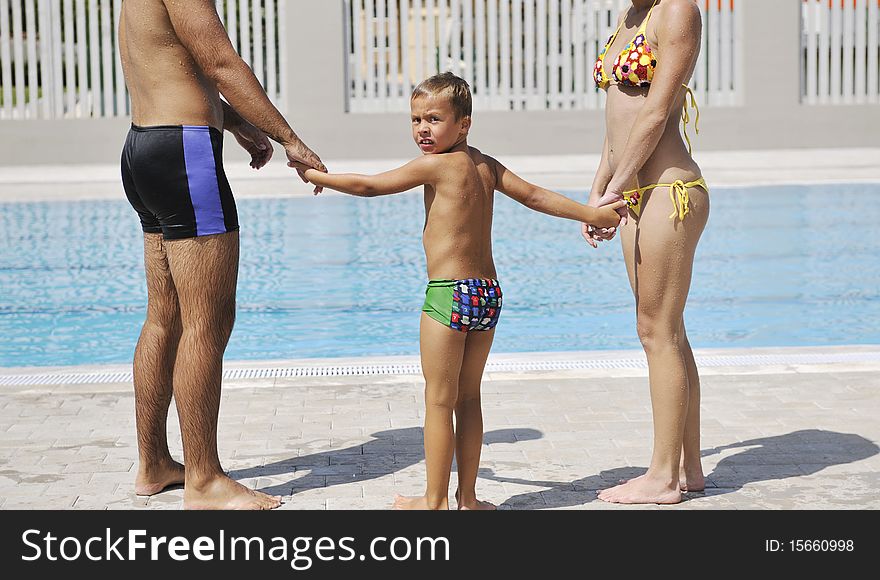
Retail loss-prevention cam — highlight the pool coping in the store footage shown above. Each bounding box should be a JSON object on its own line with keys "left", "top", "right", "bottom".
{"left": 3, "top": 344, "right": 879, "bottom": 392}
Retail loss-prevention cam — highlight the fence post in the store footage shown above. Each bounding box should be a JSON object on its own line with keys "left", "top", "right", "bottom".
{"left": 282, "top": 1, "right": 347, "bottom": 122}
{"left": 738, "top": 0, "right": 802, "bottom": 108}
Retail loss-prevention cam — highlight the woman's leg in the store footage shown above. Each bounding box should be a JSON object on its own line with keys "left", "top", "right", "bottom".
{"left": 680, "top": 326, "right": 705, "bottom": 491}
{"left": 394, "top": 313, "right": 467, "bottom": 510}
{"left": 454, "top": 328, "right": 497, "bottom": 510}
{"left": 599, "top": 186, "right": 709, "bottom": 504}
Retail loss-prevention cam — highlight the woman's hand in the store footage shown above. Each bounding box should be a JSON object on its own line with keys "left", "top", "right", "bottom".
{"left": 582, "top": 190, "right": 626, "bottom": 247}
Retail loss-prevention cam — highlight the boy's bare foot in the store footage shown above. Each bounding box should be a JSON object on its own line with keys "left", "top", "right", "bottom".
{"left": 392, "top": 494, "right": 448, "bottom": 510}
{"left": 454, "top": 489, "right": 496, "bottom": 510}
{"left": 184, "top": 475, "right": 282, "bottom": 510}
{"left": 135, "top": 460, "right": 185, "bottom": 496}
{"left": 598, "top": 473, "right": 681, "bottom": 504}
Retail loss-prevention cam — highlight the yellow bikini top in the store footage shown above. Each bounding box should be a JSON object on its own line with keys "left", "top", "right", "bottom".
{"left": 593, "top": 0, "right": 700, "bottom": 154}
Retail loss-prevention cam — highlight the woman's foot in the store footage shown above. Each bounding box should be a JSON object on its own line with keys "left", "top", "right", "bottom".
{"left": 184, "top": 475, "right": 282, "bottom": 510}
{"left": 618, "top": 467, "right": 705, "bottom": 493}
{"left": 599, "top": 472, "right": 682, "bottom": 504}
{"left": 679, "top": 465, "right": 705, "bottom": 492}
{"left": 392, "top": 494, "right": 448, "bottom": 510}
{"left": 455, "top": 489, "right": 496, "bottom": 510}
{"left": 135, "top": 459, "right": 185, "bottom": 496}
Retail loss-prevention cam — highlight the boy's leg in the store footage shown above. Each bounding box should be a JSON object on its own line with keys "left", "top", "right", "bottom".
{"left": 165, "top": 231, "right": 280, "bottom": 510}
{"left": 454, "top": 328, "right": 496, "bottom": 510}
{"left": 133, "top": 233, "right": 185, "bottom": 495}
{"left": 394, "top": 313, "right": 467, "bottom": 510}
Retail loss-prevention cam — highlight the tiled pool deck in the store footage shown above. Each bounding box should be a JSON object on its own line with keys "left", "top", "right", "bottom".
{"left": 1, "top": 345, "right": 878, "bottom": 510}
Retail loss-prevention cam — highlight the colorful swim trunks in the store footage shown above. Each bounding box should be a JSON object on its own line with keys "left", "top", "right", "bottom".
{"left": 422, "top": 279, "right": 502, "bottom": 332}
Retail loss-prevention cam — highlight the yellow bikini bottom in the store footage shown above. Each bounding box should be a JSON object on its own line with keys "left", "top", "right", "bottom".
{"left": 622, "top": 177, "right": 708, "bottom": 221}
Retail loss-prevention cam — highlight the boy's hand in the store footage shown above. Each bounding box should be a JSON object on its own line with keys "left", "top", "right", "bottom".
{"left": 593, "top": 199, "right": 628, "bottom": 229}
{"left": 287, "top": 160, "right": 327, "bottom": 195}
{"left": 231, "top": 122, "right": 273, "bottom": 169}
{"left": 596, "top": 190, "right": 629, "bottom": 225}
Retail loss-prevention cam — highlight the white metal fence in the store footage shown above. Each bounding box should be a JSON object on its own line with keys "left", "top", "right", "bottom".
{"left": 344, "top": 0, "right": 739, "bottom": 113}
{"left": 0, "top": 0, "right": 285, "bottom": 120}
{"left": 802, "top": 0, "right": 880, "bottom": 104}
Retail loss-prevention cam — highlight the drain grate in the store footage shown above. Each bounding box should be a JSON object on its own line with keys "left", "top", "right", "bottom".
{"left": 1, "top": 350, "right": 878, "bottom": 387}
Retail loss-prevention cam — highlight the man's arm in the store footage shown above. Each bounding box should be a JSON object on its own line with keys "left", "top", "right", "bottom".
{"left": 222, "top": 101, "right": 273, "bottom": 170}
{"left": 162, "top": 0, "right": 323, "bottom": 171}
{"left": 299, "top": 156, "right": 441, "bottom": 197}
{"left": 489, "top": 156, "right": 625, "bottom": 229}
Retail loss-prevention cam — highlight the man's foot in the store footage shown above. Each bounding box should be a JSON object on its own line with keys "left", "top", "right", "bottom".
{"left": 184, "top": 475, "right": 282, "bottom": 510}
{"left": 135, "top": 460, "right": 185, "bottom": 496}
{"left": 392, "top": 494, "right": 448, "bottom": 510}
{"left": 598, "top": 473, "right": 682, "bottom": 504}
{"left": 454, "top": 489, "right": 496, "bottom": 510}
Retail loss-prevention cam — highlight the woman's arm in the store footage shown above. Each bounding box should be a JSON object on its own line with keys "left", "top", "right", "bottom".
{"left": 583, "top": 135, "right": 617, "bottom": 247}
{"left": 490, "top": 156, "right": 625, "bottom": 229}
{"left": 603, "top": 0, "right": 702, "bottom": 196}
{"left": 301, "top": 155, "right": 442, "bottom": 197}
{"left": 589, "top": 135, "right": 614, "bottom": 206}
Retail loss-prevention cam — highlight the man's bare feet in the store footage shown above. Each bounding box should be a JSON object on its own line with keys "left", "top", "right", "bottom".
{"left": 454, "top": 489, "right": 496, "bottom": 510}
{"left": 135, "top": 460, "right": 185, "bottom": 496}
{"left": 598, "top": 473, "right": 682, "bottom": 504}
{"left": 184, "top": 475, "right": 282, "bottom": 510}
{"left": 392, "top": 494, "right": 448, "bottom": 510}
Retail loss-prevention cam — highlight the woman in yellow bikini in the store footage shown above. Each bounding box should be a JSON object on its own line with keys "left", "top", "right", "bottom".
{"left": 585, "top": 0, "right": 708, "bottom": 504}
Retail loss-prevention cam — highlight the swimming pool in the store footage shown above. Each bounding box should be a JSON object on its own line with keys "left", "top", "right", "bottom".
{"left": 1, "top": 183, "right": 878, "bottom": 367}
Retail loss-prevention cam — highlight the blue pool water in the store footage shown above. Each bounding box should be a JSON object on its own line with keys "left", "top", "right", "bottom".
{"left": 1, "top": 183, "right": 878, "bottom": 367}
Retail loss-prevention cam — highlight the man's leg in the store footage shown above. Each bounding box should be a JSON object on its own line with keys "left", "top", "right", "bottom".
{"left": 165, "top": 231, "right": 280, "bottom": 510}
{"left": 133, "top": 233, "right": 185, "bottom": 495}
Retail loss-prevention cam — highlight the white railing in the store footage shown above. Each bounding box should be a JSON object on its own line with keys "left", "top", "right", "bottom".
{"left": 802, "top": 0, "right": 880, "bottom": 104}
{"left": 0, "top": 0, "right": 285, "bottom": 120}
{"left": 344, "top": 0, "right": 739, "bottom": 113}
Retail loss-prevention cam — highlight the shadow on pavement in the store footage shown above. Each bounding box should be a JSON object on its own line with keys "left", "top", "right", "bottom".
{"left": 481, "top": 429, "right": 879, "bottom": 509}
{"left": 229, "top": 427, "right": 543, "bottom": 498}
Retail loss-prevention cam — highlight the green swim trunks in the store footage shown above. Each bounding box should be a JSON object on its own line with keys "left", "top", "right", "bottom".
{"left": 422, "top": 278, "right": 503, "bottom": 332}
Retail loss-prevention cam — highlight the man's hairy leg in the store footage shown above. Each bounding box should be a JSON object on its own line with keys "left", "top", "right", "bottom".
{"left": 165, "top": 232, "right": 280, "bottom": 510}
{"left": 133, "top": 233, "right": 185, "bottom": 496}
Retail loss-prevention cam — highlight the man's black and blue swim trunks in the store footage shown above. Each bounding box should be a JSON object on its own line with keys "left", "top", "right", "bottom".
{"left": 121, "top": 125, "right": 239, "bottom": 240}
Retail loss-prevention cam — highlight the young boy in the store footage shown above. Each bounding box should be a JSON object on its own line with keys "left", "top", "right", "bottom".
{"left": 294, "top": 72, "right": 625, "bottom": 510}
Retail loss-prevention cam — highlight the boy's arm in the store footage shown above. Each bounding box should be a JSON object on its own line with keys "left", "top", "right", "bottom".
{"left": 299, "top": 155, "right": 441, "bottom": 197}
{"left": 489, "top": 156, "right": 625, "bottom": 229}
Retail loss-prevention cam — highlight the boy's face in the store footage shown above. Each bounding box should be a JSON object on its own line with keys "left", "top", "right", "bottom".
{"left": 410, "top": 93, "right": 471, "bottom": 154}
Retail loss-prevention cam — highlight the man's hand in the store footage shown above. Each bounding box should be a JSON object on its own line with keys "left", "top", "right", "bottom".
{"left": 285, "top": 141, "right": 326, "bottom": 194}
{"left": 230, "top": 121, "right": 273, "bottom": 170}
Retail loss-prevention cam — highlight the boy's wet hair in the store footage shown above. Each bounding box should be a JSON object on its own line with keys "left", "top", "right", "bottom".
{"left": 411, "top": 72, "right": 472, "bottom": 120}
